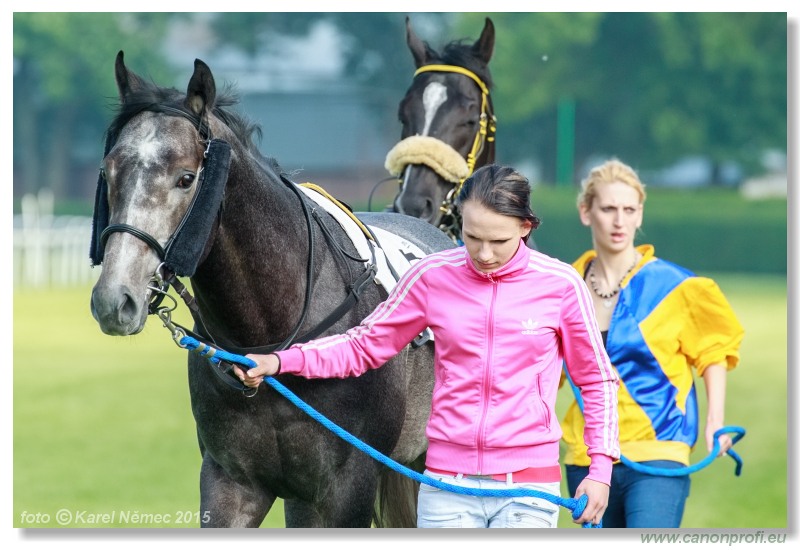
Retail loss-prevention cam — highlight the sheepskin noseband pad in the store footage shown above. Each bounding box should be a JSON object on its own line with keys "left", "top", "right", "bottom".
{"left": 384, "top": 135, "right": 469, "bottom": 184}
{"left": 163, "top": 138, "right": 231, "bottom": 277}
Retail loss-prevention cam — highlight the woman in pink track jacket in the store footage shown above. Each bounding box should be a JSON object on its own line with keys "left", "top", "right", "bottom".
{"left": 240, "top": 165, "right": 620, "bottom": 528}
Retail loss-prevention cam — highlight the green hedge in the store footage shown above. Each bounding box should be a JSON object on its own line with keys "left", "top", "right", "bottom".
{"left": 44, "top": 185, "right": 785, "bottom": 275}
{"left": 528, "top": 186, "right": 786, "bottom": 275}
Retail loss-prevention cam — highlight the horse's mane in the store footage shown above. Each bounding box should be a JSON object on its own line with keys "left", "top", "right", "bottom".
{"left": 106, "top": 81, "right": 264, "bottom": 156}
{"left": 425, "top": 39, "right": 494, "bottom": 90}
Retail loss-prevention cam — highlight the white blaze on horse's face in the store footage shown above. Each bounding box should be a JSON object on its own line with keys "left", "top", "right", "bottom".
{"left": 396, "top": 81, "right": 448, "bottom": 217}
{"left": 421, "top": 82, "right": 447, "bottom": 137}
{"left": 135, "top": 130, "right": 164, "bottom": 167}
{"left": 110, "top": 119, "right": 187, "bottom": 262}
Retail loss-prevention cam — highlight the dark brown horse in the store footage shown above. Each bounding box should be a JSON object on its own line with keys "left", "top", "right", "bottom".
{"left": 89, "top": 52, "right": 454, "bottom": 527}
{"left": 387, "top": 17, "right": 496, "bottom": 243}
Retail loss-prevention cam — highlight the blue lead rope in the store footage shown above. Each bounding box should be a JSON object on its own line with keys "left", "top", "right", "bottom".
{"left": 563, "top": 367, "right": 745, "bottom": 477}
{"left": 179, "top": 335, "right": 599, "bottom": 527}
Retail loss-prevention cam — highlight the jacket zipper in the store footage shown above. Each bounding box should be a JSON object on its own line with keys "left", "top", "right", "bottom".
{"left": 477, "top": 275, "right": 498, "bottom": 474}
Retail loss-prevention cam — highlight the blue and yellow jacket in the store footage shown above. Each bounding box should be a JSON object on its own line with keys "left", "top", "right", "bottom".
{"left": 561, "top": 245, "right": 744, "bottom": 466}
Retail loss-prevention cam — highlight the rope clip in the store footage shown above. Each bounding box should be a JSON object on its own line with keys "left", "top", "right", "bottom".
{"left": 154, "top": 301, "right": 186, "bottom": 347}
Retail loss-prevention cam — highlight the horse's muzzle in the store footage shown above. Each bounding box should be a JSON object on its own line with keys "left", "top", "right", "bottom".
{"left": 90, "top": 282, "right": 147, "bottom": 336}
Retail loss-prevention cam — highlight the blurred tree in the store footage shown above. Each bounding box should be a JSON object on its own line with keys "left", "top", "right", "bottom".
{"left": 14, "top": 12, "right": 787, "bottom": 200}
{"left": 211, "top": 13, "right": 452, "bottom": 90}
{"left": 13, "top": 13, "right": 175, "bottom": 199}
{"left": 209, "top": 13, "right": 454, "bottom": 138}
{"left": 457, "top": 12, "right": 787, "bottom": 183}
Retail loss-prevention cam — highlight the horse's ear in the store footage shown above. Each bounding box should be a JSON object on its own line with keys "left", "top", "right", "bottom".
{"left": 406, "top": 16, "right": 430, "bottom": 68}
{"left": 472, "top": 17, "right": 495, "bottom": 64}
{"left": 115, "top": 50, "right": 148, "bottom": 103}
{"left": 185, "top": 59, "right": 217, "bottom": 116}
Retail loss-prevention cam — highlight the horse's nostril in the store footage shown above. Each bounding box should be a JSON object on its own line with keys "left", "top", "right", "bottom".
{"left": 91, "top": 282, "right": 143, "bottom": 335}
{"left": 118, "top": 289, "right": 139, "bottom": 325}
{"left": 399, "top": 195, "right": 435, "bottom": 221}
{"left": 422, "top": 199, "right": 436, "bottom": 223}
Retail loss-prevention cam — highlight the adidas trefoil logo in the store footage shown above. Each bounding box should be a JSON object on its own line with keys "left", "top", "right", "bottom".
{"left": 521, "top": 318, "right": 539, "bottom": 335}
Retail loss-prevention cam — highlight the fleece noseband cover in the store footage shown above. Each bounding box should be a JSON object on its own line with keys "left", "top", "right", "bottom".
{"left": 384, "top": 135, "right": 470, "bottom": 184}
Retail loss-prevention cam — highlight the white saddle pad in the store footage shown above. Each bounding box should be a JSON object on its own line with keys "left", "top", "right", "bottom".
{"left": 297, "top": 185, "right": 426, "bottom": 294}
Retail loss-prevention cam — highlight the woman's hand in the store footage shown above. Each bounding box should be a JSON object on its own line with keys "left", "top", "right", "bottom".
{"left": 234, "top": 353, "right": 281, "bottom": 388}
{"left": 706, "top": 419, "right": 732, "bottom": 456}
{"left": 572, "top": 478, "right": 609, "bottom": 526}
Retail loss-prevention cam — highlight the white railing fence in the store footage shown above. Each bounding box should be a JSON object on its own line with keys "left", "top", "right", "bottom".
{"left": 13, "top": 189, "right": 100, "bottom": 288}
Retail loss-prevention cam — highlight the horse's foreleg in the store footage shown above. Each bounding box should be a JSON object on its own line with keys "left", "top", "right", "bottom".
{"left": 284, "top": 474, "right": 377, "bottom": 528}
{"left": 199, "top": 454, "right": 274, "bottom": 528}
{"left": 283, "top": 499, "right": 324, "bottom": 528}
{"left": 283, "top": 454, "right": 378, "bottom": 527}
{"left": 323, "top": 455, "right": 380, "bottom": 527}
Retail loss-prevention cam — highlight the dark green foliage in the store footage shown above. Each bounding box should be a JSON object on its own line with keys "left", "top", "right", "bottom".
{"left": 528, "top": 186, "right": 786, "bottom": 274}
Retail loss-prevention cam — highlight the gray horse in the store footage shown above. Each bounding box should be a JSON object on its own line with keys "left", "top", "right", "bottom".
{"left": 89, "top": 51, "right": 453, "bottom": 527}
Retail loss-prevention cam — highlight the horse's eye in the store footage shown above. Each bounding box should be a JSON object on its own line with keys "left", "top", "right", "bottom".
{"left": 177, "top": 173, "right": 195, "bottom": 189}
{"left": 99, "top": 168, "right": 106, "bottom": 180}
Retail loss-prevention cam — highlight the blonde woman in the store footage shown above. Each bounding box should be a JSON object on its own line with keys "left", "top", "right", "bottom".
{"left": 560, "top": 158, "right": 744, "bottom": 528}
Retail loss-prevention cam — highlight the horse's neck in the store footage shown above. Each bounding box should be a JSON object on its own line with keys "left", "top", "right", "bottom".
{"left": 221, "top": 163, "right": 301, "bottom": 256}
{"left": 190, "top": 163, "right": 315, "bottom": 346}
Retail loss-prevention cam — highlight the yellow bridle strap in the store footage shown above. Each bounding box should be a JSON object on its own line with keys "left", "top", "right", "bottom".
{"left": 412, "top": 64, "right": 496, "bottom": 191}
{"left": 299, "top": 183, "right": 374, "bottom": 241}
{"left": 464, "top": 93, "right": 491, "bottom": 178}
{"left": 414, "top": 64, "right": 490, "bottom": 96}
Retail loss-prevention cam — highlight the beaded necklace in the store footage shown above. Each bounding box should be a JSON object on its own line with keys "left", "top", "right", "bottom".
{"left": 588, "top": 257, "right": 637, "bottom": 309}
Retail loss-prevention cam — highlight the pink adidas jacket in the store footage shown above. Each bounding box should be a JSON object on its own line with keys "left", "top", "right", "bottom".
{"left": 277, "top": 241, "right": 620, "bottom": 484}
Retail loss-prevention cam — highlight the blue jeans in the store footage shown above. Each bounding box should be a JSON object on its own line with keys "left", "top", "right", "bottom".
{"left": 566, "top": 461, "right": 691, "bottom": 528}
{"left": 417, "top": 470, "right": 561, "bottom": 528}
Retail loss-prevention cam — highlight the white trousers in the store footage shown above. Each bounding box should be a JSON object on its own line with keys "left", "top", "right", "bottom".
{"left": 417, "top": 469, "right": 561, "bottom": 528}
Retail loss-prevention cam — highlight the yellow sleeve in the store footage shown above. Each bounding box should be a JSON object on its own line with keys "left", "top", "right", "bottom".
{"left": 679, "top": 277, "right": 745, "bottom": 375}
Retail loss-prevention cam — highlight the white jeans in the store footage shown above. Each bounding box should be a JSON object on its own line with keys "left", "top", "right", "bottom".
{"left": 417, "top": 470, "right": 561, "bottom": 528}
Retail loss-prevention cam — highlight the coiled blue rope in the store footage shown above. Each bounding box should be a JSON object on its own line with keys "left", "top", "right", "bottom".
{"left": 179, "top": 335, "right": 599, "bottom": 527}
{"left": 564, "top": 368, "right": 745, "bottom": 477}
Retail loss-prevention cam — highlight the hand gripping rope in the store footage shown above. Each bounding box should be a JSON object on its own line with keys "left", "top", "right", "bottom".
{"left": 178, "top": 335, "right": 601, "bottom": 528}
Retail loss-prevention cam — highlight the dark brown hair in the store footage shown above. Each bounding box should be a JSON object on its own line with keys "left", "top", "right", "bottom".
{"left": 455, "top": 164, "right": 540, "bottom": 242}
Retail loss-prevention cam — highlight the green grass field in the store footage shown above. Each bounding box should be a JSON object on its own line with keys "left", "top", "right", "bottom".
{"left": 13, "top": 274, "right": 787, "bottom": 529}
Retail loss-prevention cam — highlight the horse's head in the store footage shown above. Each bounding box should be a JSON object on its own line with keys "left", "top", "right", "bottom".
{"left": 388, "top": 17, "right": 495, "bottom": 240}
{"left": 90, "top": 51, "right": 234, "bottom": 336}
